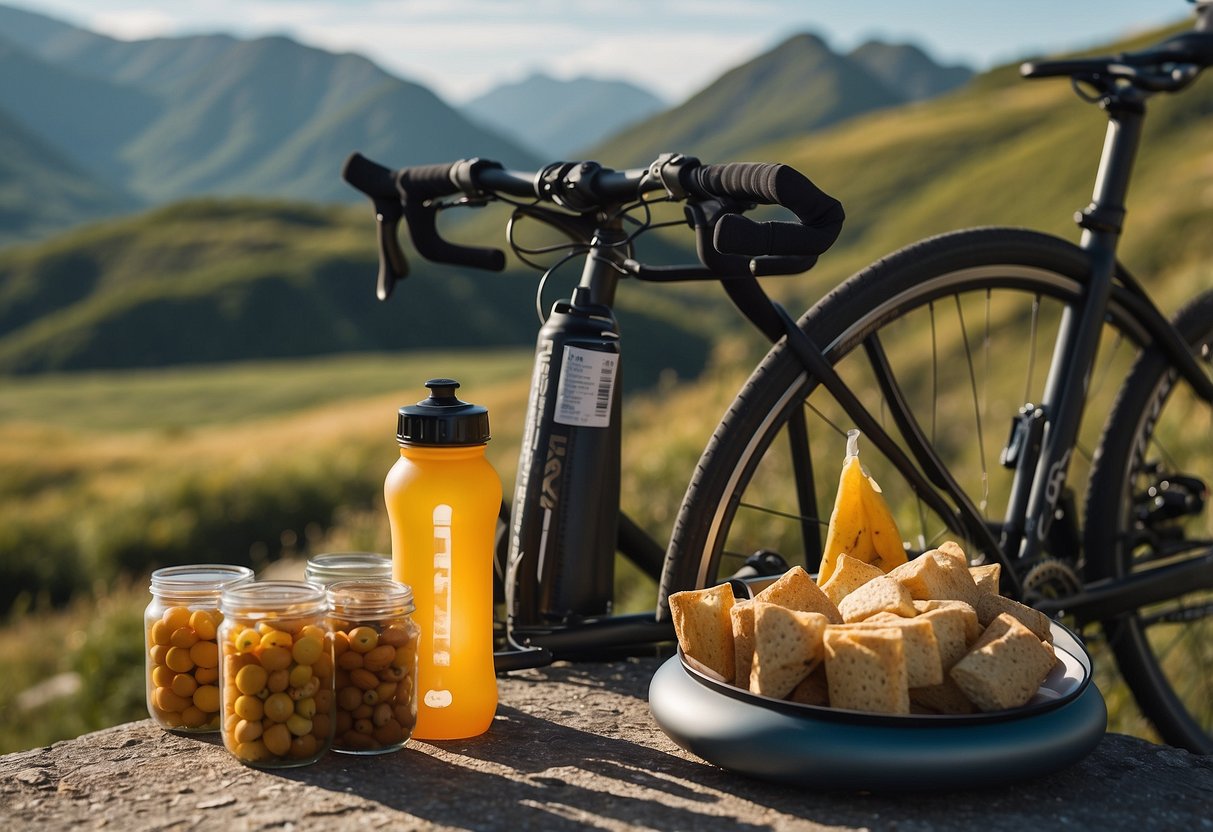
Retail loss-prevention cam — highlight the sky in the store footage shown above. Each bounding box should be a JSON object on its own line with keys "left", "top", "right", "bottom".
{"left": 6, "top": 0, "right": 1196, "bottom": 104}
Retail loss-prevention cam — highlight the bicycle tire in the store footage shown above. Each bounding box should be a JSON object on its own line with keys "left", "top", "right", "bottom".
{"left": 1084, "top": 289, "right": 1213, "bottom": 754}
{"left": 659, "top": 225, "right": 1187, "bottom": 737}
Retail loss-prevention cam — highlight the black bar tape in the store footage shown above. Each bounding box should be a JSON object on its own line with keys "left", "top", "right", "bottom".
{"left": 397, "top": 163, "right": 460, "bottom": 201}
{"left": 686, "top": 162, "right": 845, "bottom": 258}
{"left": 341, "top": 152, "right": 397, "bottom": 201}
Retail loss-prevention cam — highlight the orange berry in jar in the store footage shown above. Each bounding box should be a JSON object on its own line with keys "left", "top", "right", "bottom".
{"left": 189, "top": 640, "right": 219, "bottom": 669}
{"left": 189, "top": 609, "right": 218, "bottom": 641}
{"left": 347, "top": 626, "right": 379, "bottom": 654}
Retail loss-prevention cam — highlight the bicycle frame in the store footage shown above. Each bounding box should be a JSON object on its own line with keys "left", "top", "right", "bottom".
{"left": 783, "top": 72, "right": 1213, "bottom": 621}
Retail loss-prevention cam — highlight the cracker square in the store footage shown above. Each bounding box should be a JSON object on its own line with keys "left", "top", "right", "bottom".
{"left": 823, "top": 627, "right": 910, "bottom": 714}
{"left": 913, "top": 599, "right": 981, "bottom": 644}
{"left": 843, "top": 611, "right": 943, "bottom": 688}
{"left": 730, "top": 601, "right": 756, "bottom": 687}
{"left": 887, "top": 549, "right": 980, "bottom": 605}
{"left": 786, "top": 665, "right": 829, "bottom": 706}
{"left": 837, "top": 575, "right": 916, "bottom": 622}
{"left": 669, "top": 583, "right": 736, "bottom": 681}
{"left": 913, "top": 604, "right": 973, "bottom": 670}
{"left": 755, "top": 565, "right": 843, "bottom": 623}
{"left": 949, "top": 613, "right": 1057, "bottom": 711}
{"left": 750, "top": 602, "right": 829, "bottom": 698}
{"left": 969, "top": 563, "right": 1002, "bottom": 595}
{"left": 819, "top": 553, "right": 885, "bottom": 607}
{"left": 974, "top": 592, "right": 1054, "bottom": 643}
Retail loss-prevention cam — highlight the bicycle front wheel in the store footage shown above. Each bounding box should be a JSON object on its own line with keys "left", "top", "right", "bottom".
{"left": 665, "top": 226, "right": 1138, "bottom": 593}
{"left": 1085, "top": 289, "right": 1213, "bottom": 754}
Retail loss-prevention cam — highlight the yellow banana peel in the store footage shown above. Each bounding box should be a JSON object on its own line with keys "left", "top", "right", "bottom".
{"left": 859, "top": 467, "right": 908, "bottom": 573}
{"left": 816, "top": 430, "right": 905, "bottom": 584}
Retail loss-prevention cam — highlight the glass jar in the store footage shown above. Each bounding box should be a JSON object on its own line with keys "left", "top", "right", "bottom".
{"left": 327, "top": 579, "right": 420, "bottom": 754}
{"left": 217, "top": 580, "right": 335, "bottom": 768}
{"left": 304, "top": 551, "right": 392, "bottom": 586}
{"left": 145, "top": 564, "right": 254, "bottom": 732}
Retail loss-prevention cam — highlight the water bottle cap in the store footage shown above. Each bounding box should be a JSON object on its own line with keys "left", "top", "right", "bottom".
{"left": 396, "top": 378, "right": 491, "bottom": 445}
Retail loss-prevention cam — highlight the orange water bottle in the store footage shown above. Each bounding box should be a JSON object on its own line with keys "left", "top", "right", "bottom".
{"left": 385, "top": 378, "right": 501, "bottom": 739}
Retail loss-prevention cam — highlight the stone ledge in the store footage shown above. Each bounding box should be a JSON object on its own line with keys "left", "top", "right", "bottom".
{"left": 2, "top": 657, "right": 1211, "bottom": 831}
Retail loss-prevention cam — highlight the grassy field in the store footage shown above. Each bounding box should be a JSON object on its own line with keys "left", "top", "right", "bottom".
{"left": 0, "top": 345, "right": 750, "bottom": 752}
{"left": 0, "top": 340, "right": 1177, "bottom": 753}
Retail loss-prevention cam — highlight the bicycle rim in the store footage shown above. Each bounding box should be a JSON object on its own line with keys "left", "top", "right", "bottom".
{"left": 1085, "top": 290, "right": 1213, "bottom": 753}
{"left": 660, "top": 226, "right": 1156, "bottom": 731}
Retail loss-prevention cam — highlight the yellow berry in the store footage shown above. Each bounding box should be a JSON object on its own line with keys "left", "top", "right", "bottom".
{"left": 291, "top": 635, "right": 323, "bottom": 666}
{"left": 150, "top": 620, "right": 175, "bottom": 647}
{"left": 233, "top": 718, "right": 262, "bottom": 744}
{"left": 149, "top": 644, "right": 170, "bottom": 666}
{"left": 234, "top": 628, "right": 261, "bottom": 652}
{"left": 153, "top": 687, "right": 190, "bottom": 713}
{"left": 300, "top": 624, "right": 326, "bottom": 643}
{"left": 362, "top": 644, "right": 395, "bottom": 671}
{"left": 349, "top": 668, "right": 378, "bottom": 691}
{"left": 193, "top": 684, "right": 221, "bottom": 713}
{"left": 235, "top": 665, "right": 268, "bottom": 696}
{"left": 170, "top": 673, "right": 198, "bottom": 699}
{"left": 189, "top": 640, "right": 219, "bottom": 669}
{"left": 234, "top": 694, "right": 264, "bottom": 721}
{"left": 260, "top": 630, "right": 293, "bottom": 650}
{"left": 285, "top": 714, "right": 312, "bottom": 737}
{"left": 290, "top": 733, "right": 319, "bottom": 759}
{"left": 259, "top": 647, "right": 292, "bottom": 672}
{"left": 162, "top": 606, "right": 191, "bottom": 631}
{"left": 151, "top": 665, "right": 175, "bottom": 688}
{"left": 189, "top": 610, "right": 218, "bottom": 641}
{"left": 337, "top": 686, "right": 362, "bottom": 711}
{"left": 263, "top": 692, "right": 294, "bottom": 722}
{"left": 347, "top": 627, "right": 378, "bottom": 653}
{"left": 379, "top": 625, "right": 412, "bottom": 647}
{"left": 165, "top": 647, "right": 194, "bottom": 673}
{"left": 194, "top": 666, "right": 219, "bottom": 685}
{"left": 288, "top": 665, "right": 313, "bottom": 689}
{"left": 294, "top": 697, "right": 317, "bottom": 719}
{"left": 235, "top": 740, "right": 269, "bottom": 762}
{"left": 262, "top": 723, "right": 292, "bottom": 757}
{"left": 267, "top": 669, "right": 289, "bottom": 693}
{"left": 169, "top": 627, "right": 199, "bottom": 649}
{"left": 180, "top": 706, "right": 208, "bottom": 728}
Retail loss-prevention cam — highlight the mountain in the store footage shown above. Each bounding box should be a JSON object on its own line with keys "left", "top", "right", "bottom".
{"left": 848, "top": 40, "right": 973, "bottom": 102}
{"left": 0, "top": 4, "right": 543, "bottom": 215}
{"left": 462, "top": 73, "right": 666, "bottom": 158}
{"left": 589, "top": 32, "right": 971, "bottom": 168}
{"left": 0, "top": 198, "right": 715, "bottom": 380}
{"left": 0, "top": 102, "right": 140, "bottom": 246}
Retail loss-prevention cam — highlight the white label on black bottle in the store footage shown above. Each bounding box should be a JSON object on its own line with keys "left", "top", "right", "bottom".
{"left": 554, "top": 346, "right": 617, "bottom": 427}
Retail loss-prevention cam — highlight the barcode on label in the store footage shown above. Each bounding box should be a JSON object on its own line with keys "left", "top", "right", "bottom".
{"left": 554, "top": 345, "right": 617, "bottom": 428}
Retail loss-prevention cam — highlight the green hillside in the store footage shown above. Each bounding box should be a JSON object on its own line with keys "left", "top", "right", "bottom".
{"left": 594, "top": 33, "right": 911, "bottom": 168}
{"left": 723, "top": 23, "right": 1213, "bottom": 315}
{"left": 0, "top": 198, "right": 715, "bottom": 380}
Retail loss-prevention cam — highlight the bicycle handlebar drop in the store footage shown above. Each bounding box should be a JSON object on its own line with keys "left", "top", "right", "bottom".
{"left": 341, "top": 150, "right": 844, "bottom": 299}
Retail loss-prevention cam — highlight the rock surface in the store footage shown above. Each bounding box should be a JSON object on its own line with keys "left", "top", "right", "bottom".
{"left": 2, "top": 657, "right": 1211, "bottom": 831}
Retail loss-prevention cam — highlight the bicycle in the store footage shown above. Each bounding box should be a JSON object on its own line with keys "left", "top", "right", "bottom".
{"left": 344, "top": 0, "right": 1213, "bottom": 754}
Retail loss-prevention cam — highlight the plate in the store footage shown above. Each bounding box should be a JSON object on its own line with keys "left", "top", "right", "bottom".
{"left": 649, "top": 620, "right": 1106, "bottom": 790}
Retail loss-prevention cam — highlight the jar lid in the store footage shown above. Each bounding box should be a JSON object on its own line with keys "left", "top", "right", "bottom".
{"left": 304, "top": 552, "right": 392, "bottom": 586}
{"left": 327, "top": 578, "right": 415, "bottom": 618}
{"left": 396, "top": 378, "right": 490, "bottom": 446}
{"left": 150, "top": 563, "right": 254, "bottom": 598}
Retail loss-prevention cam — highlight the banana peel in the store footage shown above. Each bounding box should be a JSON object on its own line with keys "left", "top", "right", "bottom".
{"left": 816, "top": 430, "right": 907, "bottom": 585}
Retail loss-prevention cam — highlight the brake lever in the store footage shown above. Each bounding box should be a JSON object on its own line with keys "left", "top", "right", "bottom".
{"left": 685, "top": 199, "right": 752, "bottom": 278}
{"left": 372, "top": 197, "right": 409, "bottom": 301}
